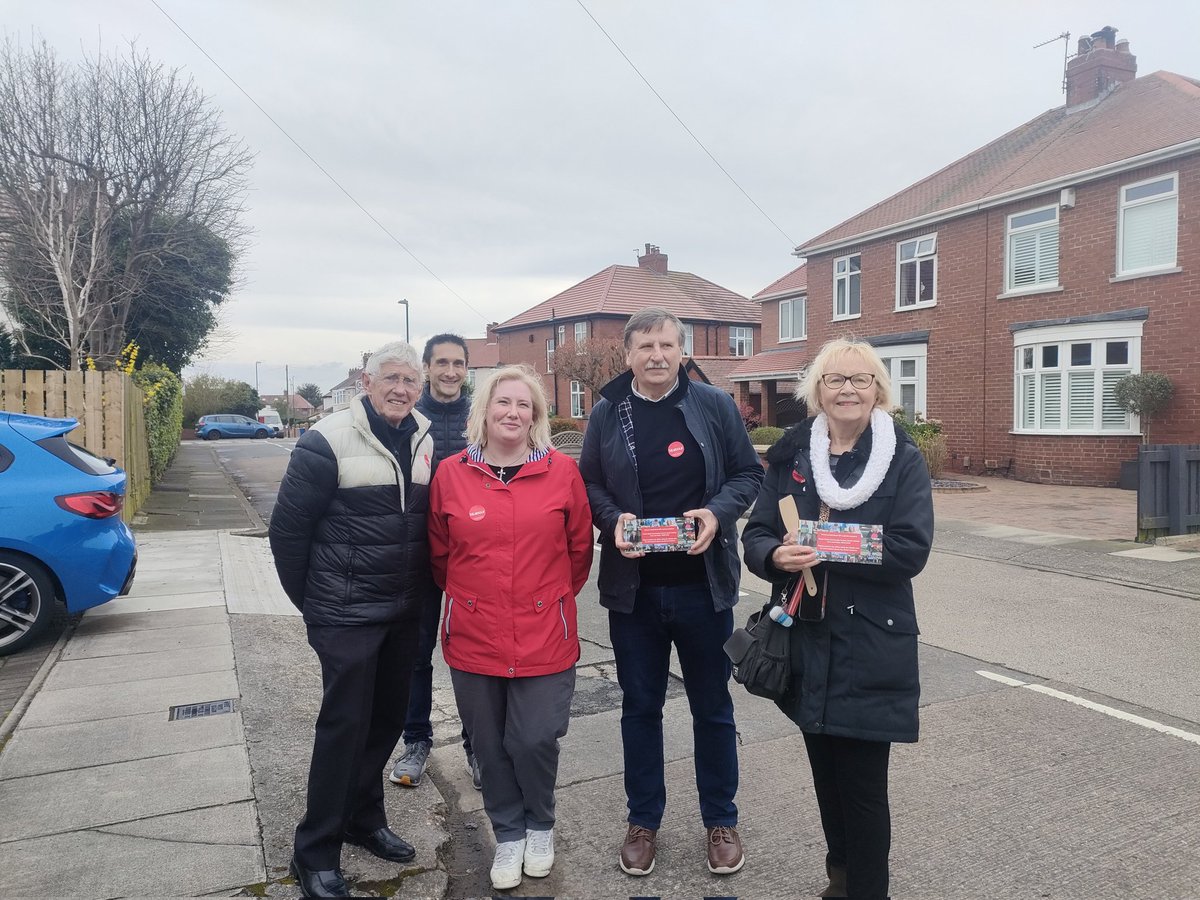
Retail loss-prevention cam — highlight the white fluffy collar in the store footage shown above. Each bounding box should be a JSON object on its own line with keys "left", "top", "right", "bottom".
{"left": 809, "top": 408, "right": 896, "bottom": 510}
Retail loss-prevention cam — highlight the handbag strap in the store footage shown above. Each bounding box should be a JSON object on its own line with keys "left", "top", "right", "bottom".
{"left": 818, "top": 501, "right": 830, "bottom": 523}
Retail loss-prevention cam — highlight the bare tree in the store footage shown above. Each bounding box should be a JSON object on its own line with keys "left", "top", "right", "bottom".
{"left": 550, "top": 335, "right": 628, "bottom": 394}
{"left": 0, "top": 38, "right": 251, "bottom": 368}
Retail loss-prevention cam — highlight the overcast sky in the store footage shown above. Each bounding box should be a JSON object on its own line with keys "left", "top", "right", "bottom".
{"left": 7, "top": 1, "right": 1199, "bottom": 396}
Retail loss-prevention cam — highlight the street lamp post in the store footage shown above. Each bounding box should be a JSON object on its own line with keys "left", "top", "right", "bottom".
{"left": 398, "top": 298, "right": 410, "bottom": 344}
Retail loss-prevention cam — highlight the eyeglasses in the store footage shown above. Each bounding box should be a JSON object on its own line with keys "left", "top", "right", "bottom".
{"left": 820, "top": 373, "right": 876, "bottom": 389}
{"left": 376, "top": 373, "right": 421, "bottom": 391}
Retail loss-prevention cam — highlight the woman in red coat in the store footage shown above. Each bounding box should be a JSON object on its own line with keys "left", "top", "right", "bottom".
{"left": 428, "top": 364, "right": 593, "bottom": 892}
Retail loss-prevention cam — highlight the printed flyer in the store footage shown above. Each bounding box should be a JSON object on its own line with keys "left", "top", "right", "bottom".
{"left": 623, "top": 516, "right": 697, "bottom": 553}
{"left": 795, "top": 520, "right": 883, "bottom": 564}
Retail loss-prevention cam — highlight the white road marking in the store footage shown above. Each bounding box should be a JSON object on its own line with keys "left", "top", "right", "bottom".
{"left": 977, "top": 669, "right": 1200, "bottom": 746}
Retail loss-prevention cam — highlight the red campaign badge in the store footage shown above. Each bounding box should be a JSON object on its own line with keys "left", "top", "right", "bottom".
{"left": 423, "top": 453, "right": 430, "bottom": 468}
{"left": 667, "top": 441, "right": 685, "bottom": 458}
{"left": 468, "top": 505, "right": 486, "bottom": 521}
{"left": 792, "top": 471, "right": 805, "bottom": 483}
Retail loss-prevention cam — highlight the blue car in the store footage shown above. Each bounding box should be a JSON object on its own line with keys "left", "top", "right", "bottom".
{"left": 0, "top": 412, "right": 137, "bottom": 656}
{"left": 196, "top": 414, "right": 272, "bottom": 440}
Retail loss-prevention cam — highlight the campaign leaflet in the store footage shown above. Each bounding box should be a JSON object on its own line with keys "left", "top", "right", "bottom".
{"left": 795, "top": 520, "right": 883, "bottom": 564}
{"left": 622, "top": 516, "right": 697, "bottom": 553}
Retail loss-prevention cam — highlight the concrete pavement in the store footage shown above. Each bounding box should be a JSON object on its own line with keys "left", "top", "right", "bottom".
{"left": 0, "top": 445, "right": 1197, "bottom": 898}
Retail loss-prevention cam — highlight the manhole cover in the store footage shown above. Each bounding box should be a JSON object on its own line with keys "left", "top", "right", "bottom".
{"left": 169, "top": 699, "right": 236, "bottom": 721}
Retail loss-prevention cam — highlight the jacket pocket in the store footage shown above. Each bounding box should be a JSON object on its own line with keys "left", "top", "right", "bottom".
{"left": 532, "top": 584, "right": 574, "bottom": 643}
{"left": 443, "top": 586, "right": 480, "bottom": 642}
{"left": 847, "top": 601, "right": 919, "bottom": 696}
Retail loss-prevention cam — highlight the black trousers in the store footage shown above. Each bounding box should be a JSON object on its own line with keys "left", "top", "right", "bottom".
{"left": 803, "top": 731, "right": 892, "bottom": 900}
{"left": 294, "top": 619, "right": 418, "bottom": 869}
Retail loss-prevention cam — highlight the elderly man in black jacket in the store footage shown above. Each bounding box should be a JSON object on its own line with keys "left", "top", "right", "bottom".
{"left": 269, "top": 341, "right": 436, "bottom": 898}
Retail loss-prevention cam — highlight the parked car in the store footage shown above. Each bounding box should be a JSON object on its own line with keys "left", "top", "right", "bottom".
{"left": 256, "top": 406, "right": 285, "bottom": 437}
{"left": 196, "top": 413, "right": 271, "bottom": 440}
{"left": 0, "top": 412, "right": 137, "bottom": 656}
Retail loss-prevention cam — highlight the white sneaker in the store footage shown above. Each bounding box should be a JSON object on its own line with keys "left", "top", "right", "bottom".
{"left": 523, "top": 828, "right": 554, "bottom": 877}
{"left": 490, "top": 838, "right": 526, "bottom": 890}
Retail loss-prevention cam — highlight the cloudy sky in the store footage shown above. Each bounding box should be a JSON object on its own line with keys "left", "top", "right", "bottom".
{"left": 7, "top": 1, "right": 1199, "bottom": 395}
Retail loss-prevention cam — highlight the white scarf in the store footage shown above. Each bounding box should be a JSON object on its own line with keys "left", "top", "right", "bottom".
{"left": 809, "top": 407, "right": 896, "bottom": 510}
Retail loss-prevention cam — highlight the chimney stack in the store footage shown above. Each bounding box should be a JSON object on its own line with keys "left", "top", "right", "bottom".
{"left": 485, "top": 321, "right": 499, "bottom": 342}
{"left": 1065, "top": 26, "right": 1137, "bottom": 108}
{"left": 637, "top": 243, "right": 668, "bottom": 275}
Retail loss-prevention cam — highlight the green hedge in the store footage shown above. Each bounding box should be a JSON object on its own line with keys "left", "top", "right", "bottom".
{"left": 549, "top": 417, "right": 582, "bottom": 435}
{"left": 748, "top": 425, "right": 785, "bottom": 446}
{"left": 134, "top": 363, "right": 184, "bottom": 484}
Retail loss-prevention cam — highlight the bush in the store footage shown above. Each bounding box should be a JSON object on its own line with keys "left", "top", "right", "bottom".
{"left": 134, "top": 363, "right": 183, "bottom": 483}
{"left": 736, "top": 401, "right": 761, "bottom": 430}
{"left": 748, "top": 425, "right": 785, "bottom": 446}
{"left": 891, "top": 408, "right": 946, "bottom": 478}
{"left": 1113, "top": 372, "right": 1173, "bottom": 444}
{"left": 549, "top": 417, "right": 582, "bottom": 435}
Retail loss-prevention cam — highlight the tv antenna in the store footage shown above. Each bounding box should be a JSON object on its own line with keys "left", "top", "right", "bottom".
{"left": 1034, "top": 31, "right": 1071, "bottom": 94}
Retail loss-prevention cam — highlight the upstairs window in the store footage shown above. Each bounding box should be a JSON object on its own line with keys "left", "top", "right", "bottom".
{"left": 834, "top": 254, "right": 861, "bottom": 319}
{"left": 1006, "top": 206, "right": 1059, "bottom": 292}
{"left": 546, "top": 338, "right": 555, "bottom": 373}
{"left": 574, "top": 321, "right": 587, "bottom": 352}
{"left": 729, "top": 326, "right": 752, "bottom": 357}
{"left": 682, "top": 323, "right": 694, "bottom": 356}
{"left": 896, "top": 235, "right": 937, "bottom": 308}
{"left": 1119, "top": 173, "right": 1178, "bottom": 275}
{"left": 779, "top": 295, "right": 806, "bottom": 341}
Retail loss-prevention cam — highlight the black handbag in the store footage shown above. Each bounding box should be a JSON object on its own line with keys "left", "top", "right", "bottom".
{"left": 723, "top": 599, "right": 794, "bottom": 701}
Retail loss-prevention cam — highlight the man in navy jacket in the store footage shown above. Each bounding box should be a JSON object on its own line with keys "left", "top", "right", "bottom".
{"left": 580, "top": 308, "right": 763, "bottom": 879}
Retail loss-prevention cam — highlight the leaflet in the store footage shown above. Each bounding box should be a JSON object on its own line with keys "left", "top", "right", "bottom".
{"left": 795, "top": 520, "right": 883, "bottom": 564}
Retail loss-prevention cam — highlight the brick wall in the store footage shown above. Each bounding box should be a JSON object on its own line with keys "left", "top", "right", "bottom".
{"left": 804, "top": 153, "right": 1200, "bottom": 486}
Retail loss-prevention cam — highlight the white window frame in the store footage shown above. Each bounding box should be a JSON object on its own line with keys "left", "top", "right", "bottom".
{"left": 1117, "top": 172, "right": 1178, "bottom": 276}
{"left": 1006, "top": 206, "right": 1059, "bottom": 293}
{"left": 729, "top": 326, "right": 752, "bottom": 357}
{"left": 574, "top": 321, "right": 587, "bottom": 353}
{"left": 570, "top": 380, "right": 585, "bottom": 418}
{"left": 877, "top": 344, "right": 928, "bottom": 420}
{"left": 1012, "top": 321, "right": 1143, "bottom": 435}
{"left": 682, "top": 323, "right": 694, "bottom": 356}
{"left": 834, "top": 254, "right": 861, "bottom": 320}
{"left": 895, "top": 234, "right": 937, "bottom": 310}
{"left": 546, "top": 337, "right": 555, "bottom": 373}
{"left": 779, "top": 295, "right": 807, "bottom": 342}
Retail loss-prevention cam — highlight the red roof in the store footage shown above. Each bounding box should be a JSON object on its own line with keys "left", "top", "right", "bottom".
{"left": 728, "top": 347, "right": 809, "bottom": 382}
{"left": 466, "top": 338, "right": 500, "bottom": 368}
{"left": 799, "top": 71, "right": 1200, "bottom": 253}
{"left": 497, "top": 264, "right": 758, "bottom": 330}
{"left": 687, "top": 355, "right": 755, "bottom": 395}
{"left": 752, "top": 263, "right": 807, "bottom": 300}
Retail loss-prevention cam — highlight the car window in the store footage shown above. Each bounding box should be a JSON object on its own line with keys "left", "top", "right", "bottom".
{"left": 0, "top": 442, "right": 12, "bottom": 473}
{"left": 35, "top": 435, "right": 118, "bottom": 475}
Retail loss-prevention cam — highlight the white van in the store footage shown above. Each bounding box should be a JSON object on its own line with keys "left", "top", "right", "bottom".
{"left": 256, "top": 407, "right": 285, "bottom": 437}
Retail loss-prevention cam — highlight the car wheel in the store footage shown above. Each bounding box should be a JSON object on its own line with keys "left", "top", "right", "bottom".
{"left": 253, "top": 429, "right": 268, "bottom": 439}
{"left": 206, "top": 430, "right": 222, "bottom": 441}
{"left": 0, "top": 552, "right": 56, "bottom": 657}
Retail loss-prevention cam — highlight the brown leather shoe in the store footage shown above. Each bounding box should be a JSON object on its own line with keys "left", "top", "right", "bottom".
{"left": 706, "top": 825, "right": 745, "bottom": 874}
{"left": 619, "top": 824, "right": 657, "bottom": 875}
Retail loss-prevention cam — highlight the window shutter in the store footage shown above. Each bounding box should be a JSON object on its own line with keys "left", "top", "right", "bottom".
{"left": 1067, "top": 371, "right": 1095, "bottom": 429}
{"left": 1038, "top": 229, "right": 1059, "bottom": 283}
{"left": 1011, "top": 232, "right": 1038, "bottom": 287}
{"left": 1122, "top": 198, "right": 1178, "bottom": 271}
{"left": 1040, "top": 372, "right": 1062, "bottom": 429}
{"left": 1101, "top": 371, "right": 1131, "bottom": 429}
{"left": 1021, "top": 375, "right": 1036, "bottom": 428}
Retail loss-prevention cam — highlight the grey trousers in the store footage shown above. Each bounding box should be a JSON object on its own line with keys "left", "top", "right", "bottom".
{"left": 450, "top": 667, "right": 575, "bottom": 842}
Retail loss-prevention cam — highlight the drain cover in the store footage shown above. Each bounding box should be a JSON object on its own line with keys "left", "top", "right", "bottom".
{"left": 169, "top": 699, "right": 236, "bottom": 721}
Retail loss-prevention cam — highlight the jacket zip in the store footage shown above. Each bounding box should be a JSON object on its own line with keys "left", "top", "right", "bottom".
{"left": 444, "top": 596, "right": 453, "bottom": 641}
{"left": 558, "top": 597, "right": 568, "bottom": 640}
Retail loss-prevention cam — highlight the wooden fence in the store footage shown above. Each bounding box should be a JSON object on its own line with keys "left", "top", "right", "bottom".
{"left": 1136, "top": 443, "right": 1200, "bottom": 539}
{"left": 0, "top": 369, "right": 151, "bottom": 521}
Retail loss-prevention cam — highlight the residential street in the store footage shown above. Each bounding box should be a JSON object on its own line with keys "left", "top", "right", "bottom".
{"left": 1, "top": 439, "right": 1198, "bottom": 898}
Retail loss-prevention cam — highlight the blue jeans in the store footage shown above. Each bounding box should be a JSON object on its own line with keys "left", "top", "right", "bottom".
{"left": 609, "top": 582, "right": 738, "bottom": 830}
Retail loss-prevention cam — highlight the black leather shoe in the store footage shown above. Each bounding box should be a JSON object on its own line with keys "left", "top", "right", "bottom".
{"left": 343, "top": 825, "right": 417, "bottom": 863}
{"left": 289, "top": 858, "right": 349, "bottom": 898}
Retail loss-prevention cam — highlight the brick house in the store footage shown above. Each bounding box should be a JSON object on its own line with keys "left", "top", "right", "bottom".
{"left": 730, "top": 262, "right": 810, "bottom": 428}
{"left": 492, "top": 244, "right": 760, "bottom": 421}
{"left": 788, "top": 26, "right": 1199, "bottom": 486}
{"left": 465, "top": 324, "right": 501, "bottom": 391}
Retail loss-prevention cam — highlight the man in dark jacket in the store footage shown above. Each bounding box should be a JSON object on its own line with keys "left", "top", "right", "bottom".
{"left": 269, "top": 341, "right": 436, "bottom": 898}
{"left": 579, "top": 308, "right": 764, "bottom": 879}
{"left": 390, "top": 333, "right": 478, "bottom": 790}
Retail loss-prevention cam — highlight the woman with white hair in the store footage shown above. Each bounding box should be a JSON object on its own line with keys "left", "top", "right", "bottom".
{"left": 427, "top": 364, "right": 593, "bottom": 891}
{"left": 741, "top": 337, "right": 934, "bottom": 899}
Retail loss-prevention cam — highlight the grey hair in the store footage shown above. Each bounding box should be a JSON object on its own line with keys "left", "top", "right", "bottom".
{"left": 364, "top": 341, "right": 423, "bottom": 376}
{"left": 623, "top": 307, "right": 687, "bottom": 350}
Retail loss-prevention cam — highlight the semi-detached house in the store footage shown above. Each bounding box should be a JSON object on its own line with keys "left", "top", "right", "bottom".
{"left": 776, "top": 26, "right": 1198, "bottom": 486}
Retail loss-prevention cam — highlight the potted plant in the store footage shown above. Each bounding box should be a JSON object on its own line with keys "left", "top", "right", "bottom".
{"left": 1112, "top": 373, "right": 1174, "bottom": 489}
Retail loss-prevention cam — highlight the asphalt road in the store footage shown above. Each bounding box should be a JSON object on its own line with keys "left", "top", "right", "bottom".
{"left": 211, "top": 439, "right": 1200, "bottom": 899}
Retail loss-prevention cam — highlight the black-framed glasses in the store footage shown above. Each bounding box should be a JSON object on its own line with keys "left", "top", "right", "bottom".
{"left": 821, "top": 373, "right": 876, "bottom": 389}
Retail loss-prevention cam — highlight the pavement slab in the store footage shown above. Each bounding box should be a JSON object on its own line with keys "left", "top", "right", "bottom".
{"left": 18, "top": 668, "right": 240, "bottom": 727}
{"left": 73, "top": 603, "right": 229, "bottom": 635}
{"left": 0, "top": 743, "right": 254, "bottom": 842}
{"left": 0, "top": 707, "right": 244, "bottom": 777}
{"left": 221, "top": 531, "right": 300, "bottom": 616}
{"left": 43, "top": 641, "right": 234, "bottom": 690}
{"left": 61, "top": 620, "right": 231, "bottom": 660}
